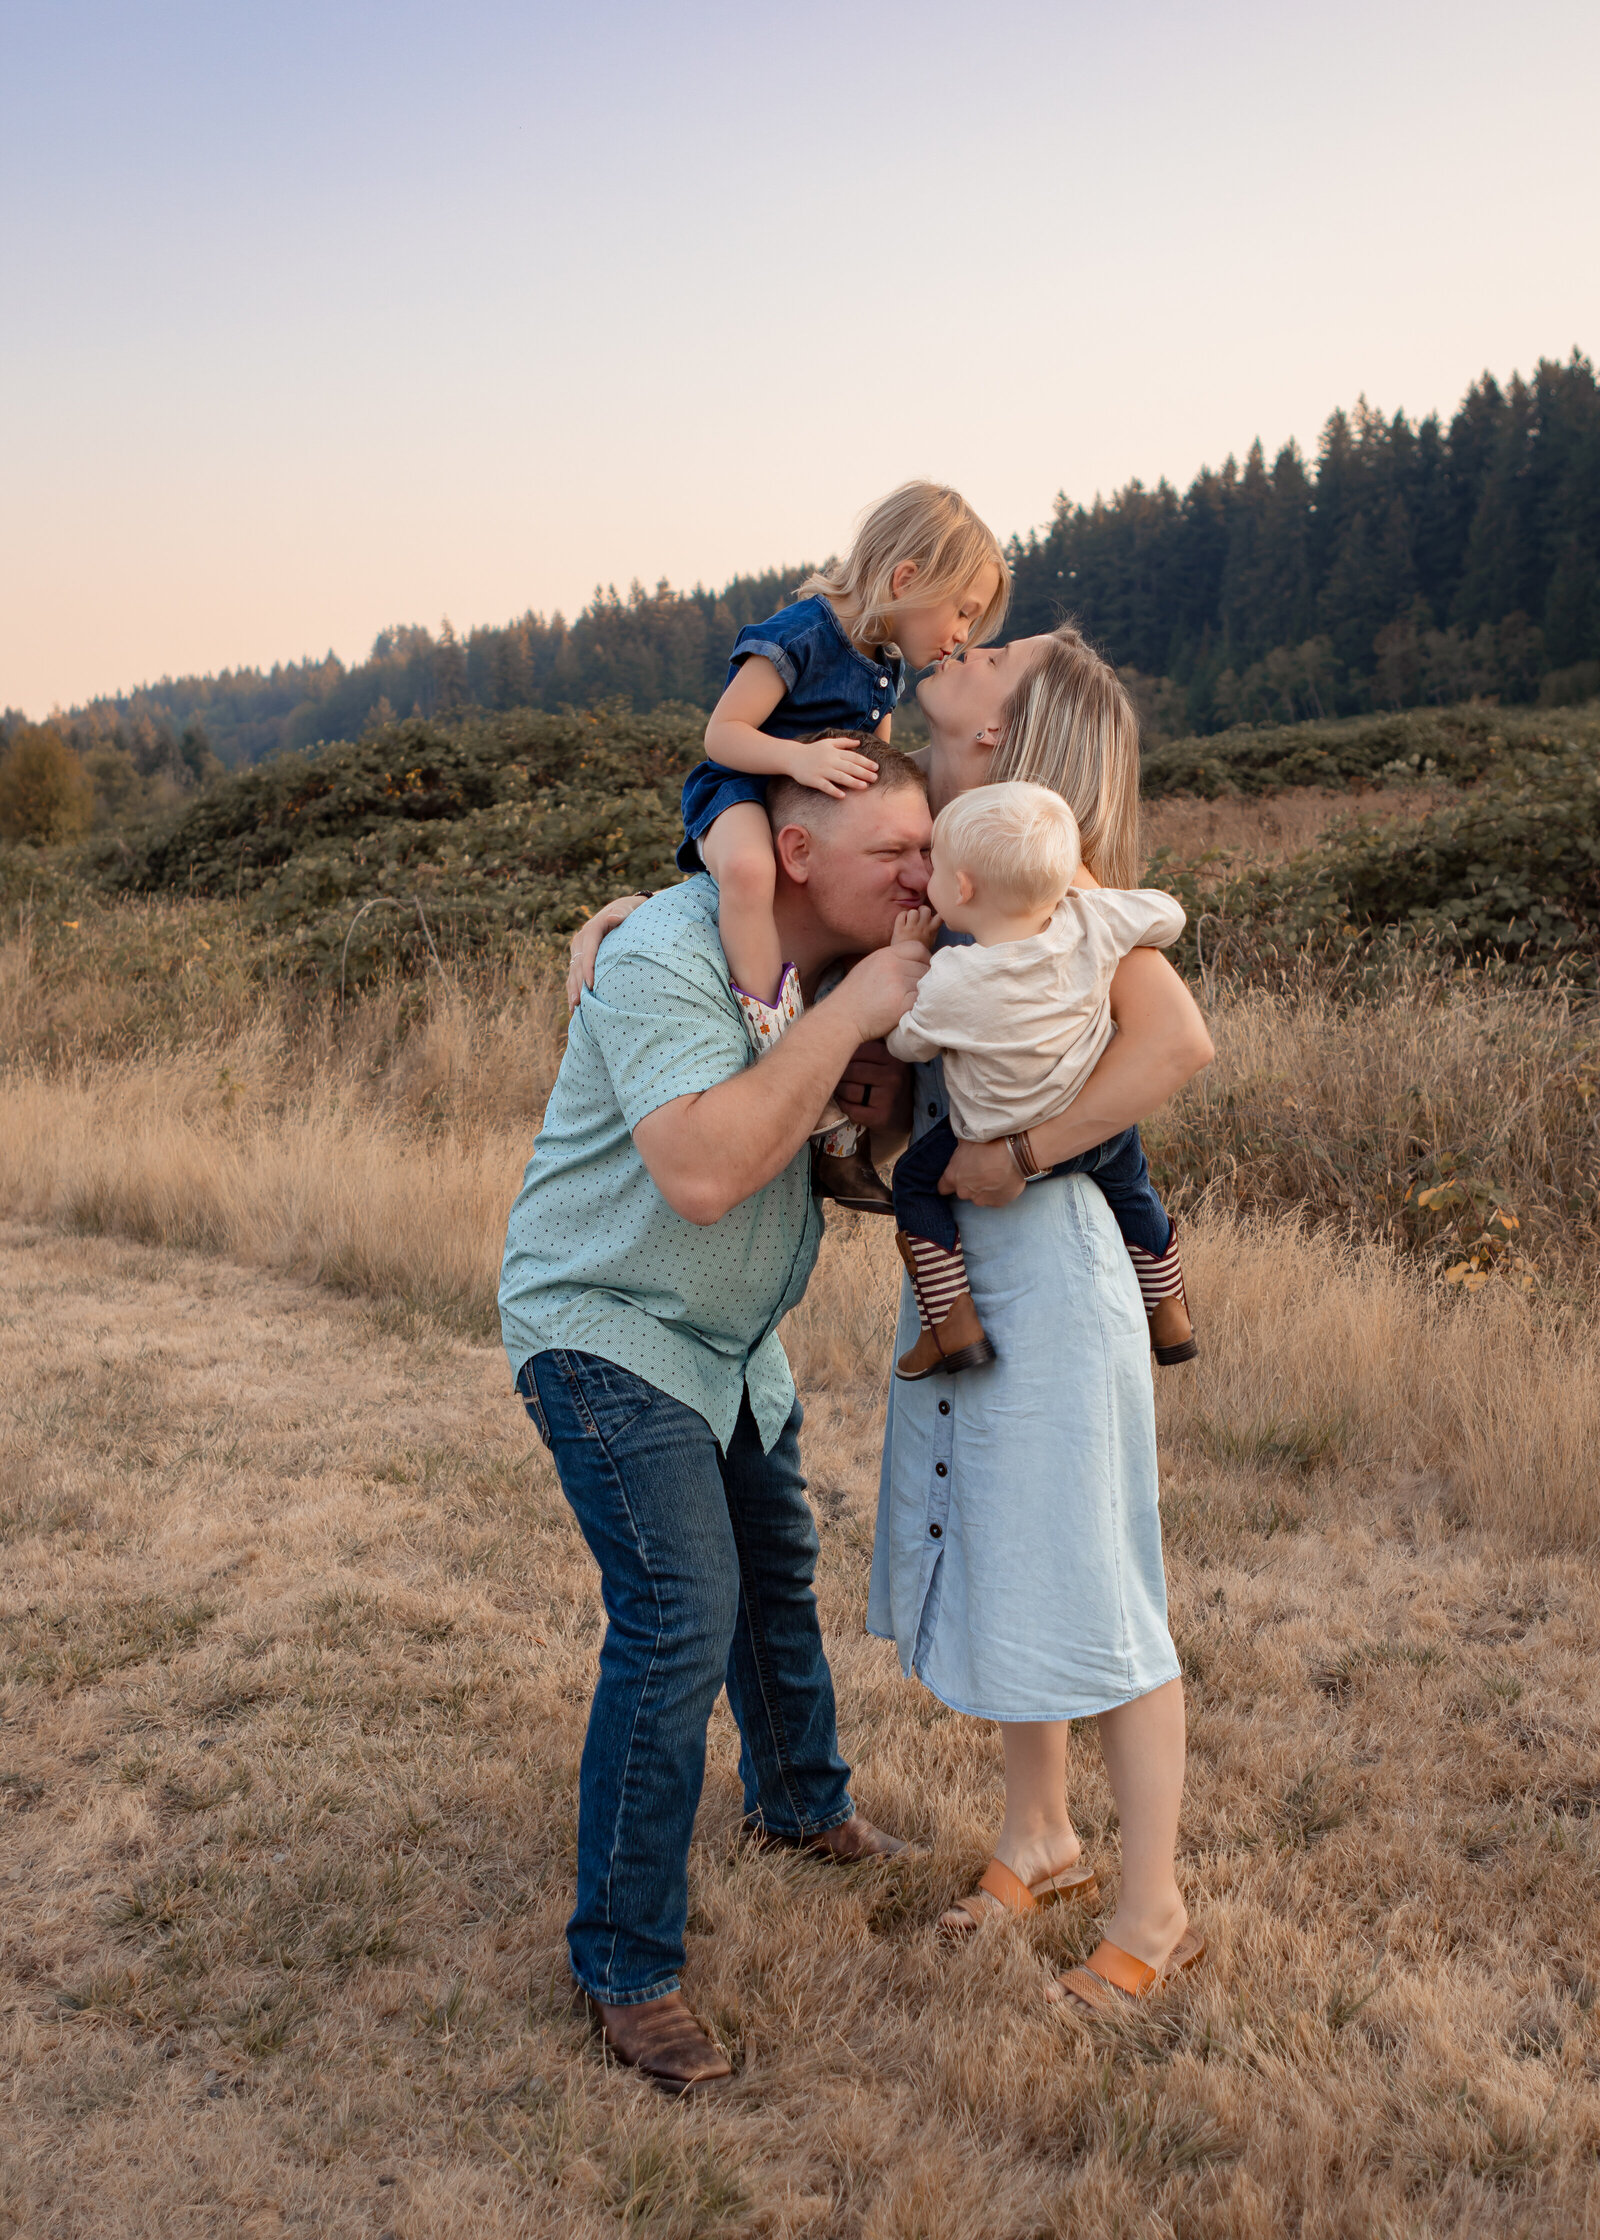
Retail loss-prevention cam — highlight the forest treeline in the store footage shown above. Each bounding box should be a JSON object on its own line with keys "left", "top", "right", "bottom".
{"left": 1009, "top": 351, "right": 1600, "bottom": 734}
{"left": 8, "top": 353, "right": 1598, "bottom": 787}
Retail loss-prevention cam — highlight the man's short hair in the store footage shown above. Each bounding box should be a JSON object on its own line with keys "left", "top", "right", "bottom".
{"left": 766, "top": 737, "right": 928, "bottom": 836}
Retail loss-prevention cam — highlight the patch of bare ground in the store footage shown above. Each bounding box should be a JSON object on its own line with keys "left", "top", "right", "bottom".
{"left": 2, "top": 1221, "right": 1598, "bottom": 2237}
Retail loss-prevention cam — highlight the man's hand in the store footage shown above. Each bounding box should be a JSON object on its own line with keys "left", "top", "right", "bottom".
{"left": 892, "top": 904, "right": 940, "bottom": 953}
{"left": 938, "top": 1135, "right": 1026, "bottom": 1207}
{"left": 834, "top": 1040, "right": 908, "bottom": 1134}
{"left": 783, "top": 737, "right": 882, "bottom": 798}
{"left": 833, "top": 941, "right": 930, "bottom": 1043}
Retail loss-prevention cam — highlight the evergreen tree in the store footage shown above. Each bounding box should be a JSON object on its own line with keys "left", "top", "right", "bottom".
{"left": 434, "top": 620, "right": 467, "bottom": 713}
{"left": 28, "top": 355, "right": 1600, "bottom": 761}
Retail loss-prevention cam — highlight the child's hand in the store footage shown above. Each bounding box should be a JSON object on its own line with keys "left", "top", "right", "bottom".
{"left": 784, "top": 737, "right": 881, "bottom": 798}
{"left": 892, "top": 905, "right": 940, "bottom": 953}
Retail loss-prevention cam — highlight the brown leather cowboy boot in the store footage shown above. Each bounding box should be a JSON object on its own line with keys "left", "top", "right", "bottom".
{"left": 1128, "top": 1220, "right": 1199, "bottom": 1365}
{"left": 1149, "top": 1291, "right": 1198, "bottom": 1364}
{"left": 894, "top": 1233, "right": 996, "bottom": 1378}
{"left": 812, "top": 1137, "right": 895, "bottom": 1214}
{"left": 590, "top": 1990, "right": 732, "bottom": 2092}
{"left": 744, "top": 1811, "right": 916, "bottom": 1861}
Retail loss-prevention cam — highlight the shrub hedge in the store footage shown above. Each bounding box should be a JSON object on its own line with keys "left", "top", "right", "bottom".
{"left": 52, "top": 703, "right": 701, "bottom": 984}
{"left": 1164, "top": 746, "right": 1600, "bottom": 984}
{"left": 1141, "top": 702, "right": 1600, "bottom": 799}
{"left": 7, "top": 694, "right": 1600, "bottom": 990}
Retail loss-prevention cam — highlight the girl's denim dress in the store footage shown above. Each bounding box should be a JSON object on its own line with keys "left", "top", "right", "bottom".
{"left": 676, "top": 596, "right": 908, "bottom": 870}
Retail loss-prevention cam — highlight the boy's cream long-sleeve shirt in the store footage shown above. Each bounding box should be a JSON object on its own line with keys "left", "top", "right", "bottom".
{"left": 885, "top": 887, "right": 1186, "bottom": 1141}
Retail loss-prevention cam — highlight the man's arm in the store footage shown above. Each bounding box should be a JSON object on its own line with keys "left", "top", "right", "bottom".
{"left": 938, "top": 947, "right": 1213, "bottom": 1207}
{"left": 633, "top": 945, "right": 928, "bottom": 1225}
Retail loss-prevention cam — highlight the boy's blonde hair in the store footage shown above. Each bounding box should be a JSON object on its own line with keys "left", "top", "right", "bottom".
{"left": 796, "top": 482, "right": 1010, "bottom": 654}
{"left": 933, "top": 780, "right": 1081, "bottom": 913}
{"left": 988, "top": 622, "right": 1141, "bottom": 888}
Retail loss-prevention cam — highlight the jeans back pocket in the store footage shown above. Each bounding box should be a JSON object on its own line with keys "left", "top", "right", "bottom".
{"left": 514, "top": 1358, "right": 553, "bottom": 1449}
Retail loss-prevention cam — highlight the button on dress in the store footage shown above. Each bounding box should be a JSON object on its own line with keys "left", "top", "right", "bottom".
{"left": 866, "top": 1058, "right": 1180, "bottom": 1720}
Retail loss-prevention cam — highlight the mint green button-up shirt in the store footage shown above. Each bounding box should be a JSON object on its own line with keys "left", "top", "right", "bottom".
{"left": 498, "top": 876, "right": 824, "bottom": 1453}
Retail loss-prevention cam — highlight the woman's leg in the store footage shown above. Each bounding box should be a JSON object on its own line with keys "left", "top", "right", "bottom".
{"left": 938, "top": 1719, "right": 1083, "bottom": 1930}
{"left": 997, "top": 1721, "right": 1084, "bottom": 1879}
{"left": 1092, "top": 1676, "right": 1188, "bottom": 1970}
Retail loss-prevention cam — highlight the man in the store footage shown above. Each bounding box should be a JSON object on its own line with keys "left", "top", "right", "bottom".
{"left": 499, "top": 746, "right": 932, "bottom": 2091}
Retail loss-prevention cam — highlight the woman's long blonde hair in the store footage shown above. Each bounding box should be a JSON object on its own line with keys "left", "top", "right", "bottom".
{"left": 796, "top": 482, "right": 1009, "bottom": 654}
{"left": 987, "top": 622, "right": 1141, "bottom": 888}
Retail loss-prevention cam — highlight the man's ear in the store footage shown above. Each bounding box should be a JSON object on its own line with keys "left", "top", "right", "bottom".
{"left": 772, "top": 821, "right": 813, "bottom": 885}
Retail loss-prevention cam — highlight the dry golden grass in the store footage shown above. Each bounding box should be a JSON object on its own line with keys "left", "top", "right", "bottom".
{"left": 3, "top": 921, "right": 1596, "bottom": 1548}
{"left": 3, "top": 1217, "right": 1599, "bottom": 2237}
{"left": 4, "top": 815, "right": 1600, "bottom": 2231}
{"left": 1156, "top": 972, "right": 1600, "bottom": 1275}
{"left": 1142, "top": 781, "right": 1451, "bottom": 869}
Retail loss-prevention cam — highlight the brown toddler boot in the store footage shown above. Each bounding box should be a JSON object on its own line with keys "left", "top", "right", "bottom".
{"left": 894, "top": 1232, "right": 997, "bottom": 1378}
{"left": 1127, "top": 1224, "right": 1199, "bottom": 1366}
{"left": 1148, "top": 1292, "right": 1197, "bottom": 1364}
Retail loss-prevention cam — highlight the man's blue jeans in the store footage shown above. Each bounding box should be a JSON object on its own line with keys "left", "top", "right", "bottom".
{"left": 517, "top": 1349, "right": 854, "bottom": 2006}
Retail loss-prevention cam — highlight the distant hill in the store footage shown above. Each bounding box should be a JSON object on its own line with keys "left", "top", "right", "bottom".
{"left": 4, "top": 695, "right": 1584, "bottom": 993}
{"left": 68, "top": 700, "right": 706, "bottom": 985}
{"left": 12, "top": 353, "right": 1597, "bottom": 787}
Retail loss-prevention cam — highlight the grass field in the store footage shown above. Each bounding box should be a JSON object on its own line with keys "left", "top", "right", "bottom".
{"left": 3, "top": 785, "right": 1600, "bottom": 2235}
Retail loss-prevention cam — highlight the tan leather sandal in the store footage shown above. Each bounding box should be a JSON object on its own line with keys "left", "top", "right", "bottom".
{"left": 1052, "top": 1926, "right": 1206, "bottom": 2014}
{"left": 940, "top": 1854, "right": 1099, "bottom": 1939}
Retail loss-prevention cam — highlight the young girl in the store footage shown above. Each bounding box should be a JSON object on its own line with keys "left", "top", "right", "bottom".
{"left": 883, "top": 781, "right": 1192, "bottom": 1379}
{"left": 680, "top": 481, "right": 1009, "bottom": 1210}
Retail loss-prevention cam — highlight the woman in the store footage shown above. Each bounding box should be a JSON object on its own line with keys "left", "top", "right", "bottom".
{"left": 566, "top": 623, "right": 1212, "bottom": 2010}
{"left": 867, "top": 623, "right": 1211, "bottom": 2012}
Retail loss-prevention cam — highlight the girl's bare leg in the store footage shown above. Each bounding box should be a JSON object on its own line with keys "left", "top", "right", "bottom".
{"left": 1091, "top": 1676, "right": 1188, "bottom": 1971}
{"left": 700, "top": 803, "right": 783, "bottom": 1003}
{"left": 938, "top": 1719, "right": 1083, "bottom": 1932}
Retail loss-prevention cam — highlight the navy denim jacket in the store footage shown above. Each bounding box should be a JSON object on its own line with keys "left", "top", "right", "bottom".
{"left": 675, "top": 597, "right": 911, "bottom": 871}
{"left": 726, "top": 595, "right": 907, "bottom": 738}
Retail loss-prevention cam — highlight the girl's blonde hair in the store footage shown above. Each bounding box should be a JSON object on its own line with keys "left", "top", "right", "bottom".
{"left": 988, "top": 622, "right": 1141, "bottom": 888}
{"left": 933, "top": 780, "right": 1080, "bottom": 912}
{"left": 796, "top": 482, "right": 1009, "bottom": 654}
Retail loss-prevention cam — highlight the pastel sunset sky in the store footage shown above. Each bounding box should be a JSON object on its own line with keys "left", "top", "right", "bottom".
{"left": 4, "top": 0, "right": 1596, "bottom": 714}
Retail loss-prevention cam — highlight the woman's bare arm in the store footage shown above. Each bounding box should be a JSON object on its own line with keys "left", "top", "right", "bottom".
{"left": 567, "top": 893, "right": 652, "bottom": 1006}
{"left": 938, "top": 947, "right": 1212, "bottom": 1207}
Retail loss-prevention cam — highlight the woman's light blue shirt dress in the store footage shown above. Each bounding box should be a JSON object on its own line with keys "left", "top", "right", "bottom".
{"left": 867, "top": 1056, "right": 1181, "bottom": 1721}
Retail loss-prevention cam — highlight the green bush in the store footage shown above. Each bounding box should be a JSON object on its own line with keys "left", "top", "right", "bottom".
{"left": 19, "top": 693, "right": 1600, "bottom": 993}
{"left": 110, "top": 701, "right": 700, "bottom": 897}
{"left": 0, "top": 726, "right": 94, "bottom": 844}
{"left": 1176, "top": 747, "right": 1600, "bottom": 984}
{"left": 60, "top": 700, "right": 703, "bottom": 985}
{"left": 1141, "top": 702, "right": 1600, "bottom": 800}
